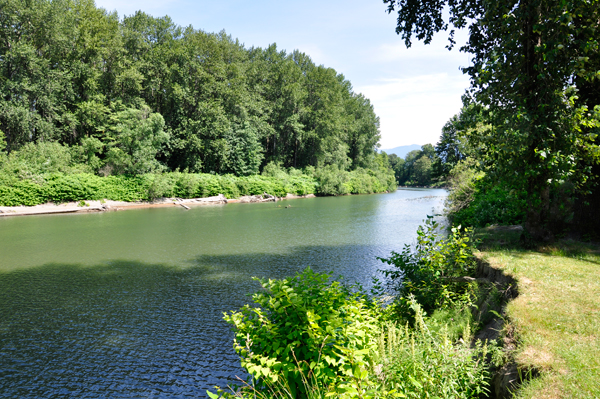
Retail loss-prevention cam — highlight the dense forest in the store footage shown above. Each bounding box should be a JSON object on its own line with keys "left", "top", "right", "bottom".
{"left": 0, "top": 0, "right": 396, "bottom": 204}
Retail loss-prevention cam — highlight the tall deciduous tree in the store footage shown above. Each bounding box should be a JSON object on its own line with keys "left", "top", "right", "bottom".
{"left": 384, "top": 0, "right": 600, "bottom": 240}
{"left": 0, "top": 0, "right": 385, "bottom": 179}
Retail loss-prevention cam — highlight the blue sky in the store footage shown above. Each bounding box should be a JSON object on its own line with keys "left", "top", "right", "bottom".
{"left": 95, "top": 0, "right": 471, "bottom": 149}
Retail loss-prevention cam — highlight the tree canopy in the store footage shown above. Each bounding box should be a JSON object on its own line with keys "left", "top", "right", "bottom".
{"left": 0, "top": 0, "right": 383, "bottom": 178}
{"left": 385, "top": 0, "right": 600, "bottom": 239}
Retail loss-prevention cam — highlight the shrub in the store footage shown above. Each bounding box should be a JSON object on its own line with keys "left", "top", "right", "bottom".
{"left": 0, "top": 141, "right": 92, "bottom": 179}
{"left": 223, "top": 268, "right": 380, "bottom": 398}
{"left": 379, "top": 217, "right": 477, "bottom": 318}
{"left": 173, "top": 173, "right": 201, "bottom": 198}
{"left": 314, "top": 165, "right": 349, "bottom": 196}
{"left": 445, "top": 158, "right": 526, "bottom": 227}
{"left": 451, "top": 183, "right": 527, "bottom": 227}
{"left": 147, "top": 173, "right": 177, "bottom": 199}
{"left": 0, "top": 166, "right": 394, "bottom": 206}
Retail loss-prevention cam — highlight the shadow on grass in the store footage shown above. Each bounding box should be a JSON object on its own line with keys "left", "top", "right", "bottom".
{"left": 475, "top": 226, "right": 600, "bottom": 263}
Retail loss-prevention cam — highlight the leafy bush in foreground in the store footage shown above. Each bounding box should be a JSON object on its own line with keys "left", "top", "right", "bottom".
{"left": 215, "top": 270, "right": 491, "bottom": 399}
{"left": 223, "top": 268, "right": 380, "bottom": 398}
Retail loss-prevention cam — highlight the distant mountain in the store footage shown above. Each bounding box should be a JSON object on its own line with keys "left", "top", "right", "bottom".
{"left": 380, "top": 144, "right": 422, "bottom": 159}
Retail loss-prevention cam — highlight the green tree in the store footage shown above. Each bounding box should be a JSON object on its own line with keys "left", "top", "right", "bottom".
{"left": 433, "top": 102, "right": 486, "bottom": 179}
{"left": 224, "top": 121, "right": 264, "bottom": 176}
{"left": 0, "top": 0, "right": 387, "bottom": 186}
{"left": 0, "top": 129, "right": 6, "bottom": 152}
{"left": 387, "top": 152, "right": 406, "bottom": 184}
{"left": 412, "top": 156, "right": 433, "bottom": 185}
{"left": 105, "top": 104, "right": 169, "bottom": 175}
{"left": 384, "top": 0, "right": 600, "bottom": 239}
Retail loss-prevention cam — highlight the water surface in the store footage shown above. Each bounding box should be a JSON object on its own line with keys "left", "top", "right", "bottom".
{"left": 0, "top": 188, "right": 446, "bottom": 398}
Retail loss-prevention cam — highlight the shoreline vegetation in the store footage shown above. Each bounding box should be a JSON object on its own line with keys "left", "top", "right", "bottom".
{"left": 0, "top": 165, "right": 397, "bottom": 216}
{"left": 0, "top": 0, "right": 399, "bottom": 218}
{"left": 210, "top": 223, "right": 600, "bottom": 399}
{"left": 211, "top": 219, "right": 497, "bottom": 399}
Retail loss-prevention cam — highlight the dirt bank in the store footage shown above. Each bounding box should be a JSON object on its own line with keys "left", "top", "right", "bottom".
{"left": 0, "top": 193, "right": 316, "bottom": 217}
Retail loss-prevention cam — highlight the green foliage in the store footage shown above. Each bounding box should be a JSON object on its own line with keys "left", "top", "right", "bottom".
{"left": 433, "top": 103, "right": 485, "bottom": 179}
{"left": 104, "top": 104, "right": 169, "bottom": 175}
{"left": 451, "top": 183, "right": 527, "bottom": 228}
{"left": 0, "top": 165, "right": 396, "bottom": 206}
{"left": 0, "top": 2, "right": 384, "bottom": 177}
{"left": 314, "top": 165, "right": 349, "bottom": 196}
{"left": 0, "top": 129, "right": 6, "bottom": 152}
{"left": 411, "top": 157, "right": 432, "bottom": 186}
{"left": 72, "top": 137, "right": 104, "bottom": 172}
{"left": 0, "top": 142, "right": 91, "bottom": 179}
{"left": 375, "top": 301, "right": 490, "bottom": 399}
{"left": 225, "top": 122, "right": 264, "bottom": 176}
{"left": 0, "top": 0, "right": 380, "bottom": 183}
{"left": 0, "top": 173, "right": 150, "bottom": 206}
{"left": 216, "top": 272, "right": 492, "bottom": 399}
{"left": 314, "top": 157, "right": 396, "bottom": 196}
{"left": 445, "top": 159, "right": 527, "bottom": 227}
{"left": 379, "top": 217, "right": 477, "bottom": 317}
{"left": 213, "top": 220, "right": 498, "bottom": 399}
{"left": 388, "top": 145, "right": 437, "bottom": 186}
{"left": 0, "top": 0, "right": 396, "bottom": 208}
{"left": 383, "top": 0, "right": 600, "bottom": 239}
{"left": 223, "top": 268, "right": 380, "bottom": 397}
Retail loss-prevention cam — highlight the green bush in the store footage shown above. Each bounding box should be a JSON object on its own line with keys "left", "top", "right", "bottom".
{"left": 315, "top": 165, "right": 349, "bottom": 196}
{"left": 0, "top": 165, "right": 394, "bottom": 206}
{"left": 451, "top": 183, "right": 527, "bottom": 227}
{"left": 379, "top": 217, "right": 477, "bottom": 318}
{"left": 215, "top": 272, "right": 493, "bottom": 399}
{"left": 223, "top": 268, "right": 380, "bottom": 398}
{"left": 0, "top": 141, "right": 92, "bottom": 179}
{"left": 445, "top": 159, "right": 526, "bottom": 227}
{"left": 147, "top": 173, "right": 177, "bottom": 199}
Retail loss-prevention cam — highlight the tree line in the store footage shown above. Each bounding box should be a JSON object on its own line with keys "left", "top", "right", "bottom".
{"left": 0, "top": 0, "right": 384, "bottom": 180}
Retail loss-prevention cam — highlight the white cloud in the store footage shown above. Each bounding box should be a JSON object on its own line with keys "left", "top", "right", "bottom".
{"left": 356, "top": 74, "right": 469, "bottom": 148}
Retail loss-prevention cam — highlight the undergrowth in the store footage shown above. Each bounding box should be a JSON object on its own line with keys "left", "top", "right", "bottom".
{"left": 211, "top": 220, "right": 503, "bottom": 399}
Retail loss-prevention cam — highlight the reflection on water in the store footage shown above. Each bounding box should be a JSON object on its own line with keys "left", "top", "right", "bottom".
{"left": 0, "top": 188, "right": 446, "bottom": 398}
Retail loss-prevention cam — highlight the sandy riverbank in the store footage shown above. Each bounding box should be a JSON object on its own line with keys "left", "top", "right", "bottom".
{"left": 0, "top": 193, "right": 316, "bottom": 217}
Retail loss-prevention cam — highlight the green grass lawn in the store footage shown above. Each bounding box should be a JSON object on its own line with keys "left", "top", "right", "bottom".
{"left": 477, "top": 228, "right": 600, "bottom": 398}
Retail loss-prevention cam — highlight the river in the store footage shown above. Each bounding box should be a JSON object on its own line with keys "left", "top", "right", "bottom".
{"left": 0, "top": 188, "right": 446, "bottom": 398}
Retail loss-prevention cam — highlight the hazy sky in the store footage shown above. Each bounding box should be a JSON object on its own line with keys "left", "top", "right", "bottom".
{"left": 94, "top": 0, "right": 471, "bottom": 149}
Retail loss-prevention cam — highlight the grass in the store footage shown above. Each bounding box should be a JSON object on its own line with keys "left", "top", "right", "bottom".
{"left": 476, "top": 227, "right": 600, "bottom": 399}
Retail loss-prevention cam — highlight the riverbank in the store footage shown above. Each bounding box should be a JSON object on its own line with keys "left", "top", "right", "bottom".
{"left": 475, "top": 227, "right": 600, "bottom": 398}
{"left": 0, "top": 167, "right": 397, "bottom": 208}
{"left": 0, "top": 192, "right": 317, "bottom": 217}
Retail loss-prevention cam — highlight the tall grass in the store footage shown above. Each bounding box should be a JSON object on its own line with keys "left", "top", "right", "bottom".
{"left": 374, "top": 300, "right": 490, "bottom": 399}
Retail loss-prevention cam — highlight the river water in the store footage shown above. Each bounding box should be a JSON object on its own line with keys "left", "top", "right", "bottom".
{"left": 0, "top": 188, "right": 446, "bottom": 398}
